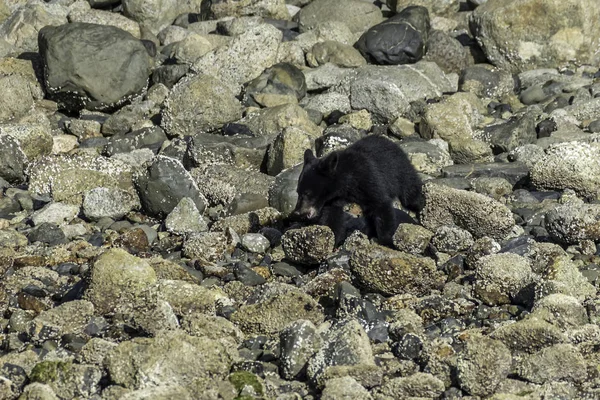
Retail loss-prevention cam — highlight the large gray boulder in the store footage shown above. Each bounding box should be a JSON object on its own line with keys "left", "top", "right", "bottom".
{"left": 348, "top": 62, "right": 457, "bottom": 123}
{"left": 530, "top": 142, "right": 600, "bottom": 198}
{"left": 296, "top": 0, "right": 383, "bottom": 36}
{"left": 135, "top": 156, "right": 206, "bottom": 218}
{"left": 38, "top": 22, "right": 153, "bottom": 111}
{"left": 470, "top": 0, "right": 600, "bottom": 73}
{"left": 192, "top": 24, "right": 282, "bottom": 95}
{"left": 162, "top": 74, "right": 243, "bottom": 137}
{"left": 420, "top": 182, "right": 515, "bottom": 239}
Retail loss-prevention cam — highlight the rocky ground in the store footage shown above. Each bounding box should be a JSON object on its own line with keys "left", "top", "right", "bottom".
{"left": 0, "top": 0, "right": 599, "bottom": 398}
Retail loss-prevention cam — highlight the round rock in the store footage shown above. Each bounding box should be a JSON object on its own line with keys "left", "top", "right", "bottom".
{"left": 38, "top": 22, "right": 153, "bottom": 111}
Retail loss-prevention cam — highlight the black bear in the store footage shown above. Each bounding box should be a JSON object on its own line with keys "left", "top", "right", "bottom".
{"left": 292, "top": 135, "right": 423, "bottom": 246}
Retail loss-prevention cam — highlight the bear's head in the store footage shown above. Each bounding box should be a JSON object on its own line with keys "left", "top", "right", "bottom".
{"left": 291, "top": 149, "right": 339, "bottom": 221}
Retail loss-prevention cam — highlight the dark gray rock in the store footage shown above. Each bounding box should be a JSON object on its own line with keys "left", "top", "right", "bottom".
{"left": 279, "top": 320, "right": 321, "bottom": 380}
{"left": 355, "top": 6, "right": 430, "bottom": 65}
{"left": 234, "top": 263, "right": 267, "bottom": 286}
{"left": 27, "top": 223, "right": 67, "bottom": 246}
{"left": 38, "top": 23, "right": 153, "bottom": 111}
{"left": 135, "top": 156, "right": 206, "bottom": 218}
{"left": 480, "top": 110, "right": 538, "bottom": 153}
{"left": 0, "top": 135, "right": 25, "bottom": 184}
{"left": 104, "top": 127, "right": 168, "bottom": 156}
{"left": 151, "top": 64, "right": 190, "bottom": 89}
{"left": 243, "top": 62, "right": 307, "bottom": 107}
{"left": 268, "top": 163, "right": 302, "bottom": 218}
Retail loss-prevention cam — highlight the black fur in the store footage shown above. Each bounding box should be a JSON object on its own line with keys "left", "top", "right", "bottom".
{"left": 292, "top": 135, "right": 423, "bottom": 246}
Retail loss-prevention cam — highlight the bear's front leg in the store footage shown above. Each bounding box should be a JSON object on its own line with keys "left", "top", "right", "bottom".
{"left": 366, "top": 202, "right": 397, "bottom": 247}
{"left": 318, "top": 204, "right": 348, "bottom": 247}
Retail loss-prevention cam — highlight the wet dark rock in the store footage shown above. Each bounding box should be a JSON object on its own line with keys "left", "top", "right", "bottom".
{"left": 355, "top": 6, "right": 430, "bottom": 65}
{"left": 135, "top": 155, "right": 206, "bottom": 218}
{"left": 234, "top": 263, "right": 267, "bottom": 286}
{"left": 27, "top": 223, "right": 67, "bottom": 246}
{"left": 104, "top": 127, "right": 167, "bottom": 156}
{"left": 38, "top": 23, "right": 152, "bottom": 111}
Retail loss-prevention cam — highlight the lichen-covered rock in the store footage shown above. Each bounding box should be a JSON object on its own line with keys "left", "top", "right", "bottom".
{"left": 165, "top": 197, "right": 208, "bottom": 235}
{"left": 392, "top": 223, "right": 433, "bottom": 254}
{"left": 210, "top": 207, "right": 281, "bottom": 235}
{"left": 431, "top": 225, "right": 474, "bottom": 253}
{"left": 192, "top": 24, "right": 282, "bottom": 95}
{"left": 69, "top": 5, "right": 141, "bottom": 38}
{"left": 29, "top": 361, "right": 102, "bottom": 399}
{"left": 375, "top": 372, "right": 445, "bottom": 399}
{"left": 192, "top": 164, "right": 274, "bottom": 210}
{"left": 474, "top": 253, "right": 535, "bottom": 306}
{"left": 536, "top": 255, "right": 596, "bottom": 302}
{"left": 207, "top": 0, "right": 290, "bottom": 20}
{"left": 307, "top": 40, "right": 366, "bottom": 68}
{"left": 322, "top": 377, "right": 373, "bottom": 400}
{"left": 420, "top": 92, "right": 484, "bottom": 144}
{"left": 281, "top": 225, "right": 335, "bottom": 265}
{"left": 267, "top": 126, "right": 317, "bottom": 176}
{"left": 490, "top": 316, "right": 566, "bottom": 353}
{"left": 28, "top": 300, "right": 94, "bottom": 341}
{"left": 31, "top": 202, "right": 80, "bottom": 226}
{"left": 516, "top": 344, "right": 587, "bottom": 384}
{"left": 241, "top": 103, "right": 322, "bottom": 139}
{"left": 459, "top": 64, "right": 516, "bottom": 99}
{"left": 296, "top": 0, "right": 383, "bottom": 35}
{"left": 1, "top": 122, "right": 54, "bottom": 160}
{"left": 470, "top": 0, "right": 600, "bottom": 73}
{"left": 161, "top": 74, "right": 243, "bottom": 137}
{"left": 105, "top": 330, "right": 238, "bottom": 389}
{"left": 84, "top": 248, "right": 157, "bottom": 315}
{"left": 399, "top": 140, "right": 453, "bottom": 176}
{"left": 347, "top": 234, "right": 443, "bottom": 296}
{"left": 530, "top": 142, "right": 600, "bottom": 198}
{"left": 182, "top": 231, "right": 232, "bottom": 265}
{"left": 0, "top": 3, "right": 67, "bottom": 53}
{"left": 27, "top": 153, "right": 137, "bottom": 205}
{"left": 230, "top": 284, "right": 324, "bottom": 335}
{"left": 268, "top": 163, "right": 303, "bottom": 217}
{"left": 531, "top": 294, "right": 589, "bottom": 328}
{"left": 0, "top": 135, "right": 25, "bottom": 183}
{"left": 181, "top": 313, "right": 244, "bottom": 344}
{"left": 82, "top": 187, "right": 139, "bottom": 221}
{"left": 420, "top": 182, "right": 515, "bottom": 239}
{"left": 545, "top": 201, "right": 600, "bottom": 244}
{"left": 0, "top": 74, "right": 34, "bottom": 123}
{"left": 306, "top": 319, "right": 375, "bottom": 387}
{"left": 279, "top": 320, "right": 322, "bottom": 380}
{"left": 244, "top": 62, "right": 307, "bottom": 107}
{"left": 456, "top": 336, "right": 512, "bottom": 397}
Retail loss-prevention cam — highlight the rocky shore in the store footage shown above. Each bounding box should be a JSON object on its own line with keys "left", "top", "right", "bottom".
{"left": 0, "top": 0, "right": 599, "bottom": 398}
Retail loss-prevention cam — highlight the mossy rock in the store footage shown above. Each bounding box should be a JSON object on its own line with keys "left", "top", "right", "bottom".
{"left": 30, "top": 360, "right": 72, "bottom": 383}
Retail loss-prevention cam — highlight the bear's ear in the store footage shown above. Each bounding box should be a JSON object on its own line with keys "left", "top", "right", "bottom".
{"left": 321, "top": 152, "right": 339, "bottom": 175}
{"left": 304, "top": 149, "right": 316, "bottom": 164}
